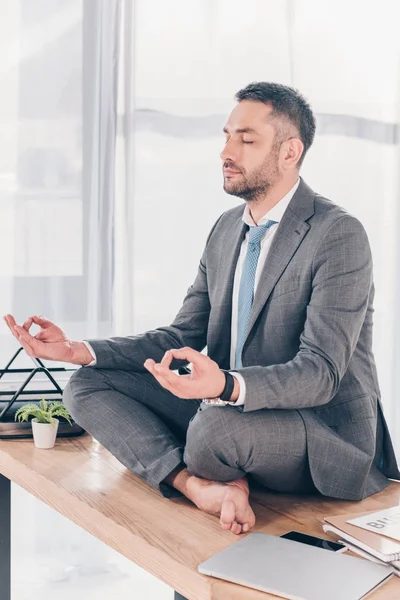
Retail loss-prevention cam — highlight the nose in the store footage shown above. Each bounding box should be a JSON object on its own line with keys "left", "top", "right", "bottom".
{"left": 220, "top": 138, "right": 238, "bottom": 163}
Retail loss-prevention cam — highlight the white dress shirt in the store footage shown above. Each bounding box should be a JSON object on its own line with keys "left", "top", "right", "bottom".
{"left": 82, "top": 340, "right": 97, "bottom": 364}
{"left": 83, "top": 178, "right": 300, "bottom": 407}
{"left": 227, "top": 178, "right": 300, "bottom": 404}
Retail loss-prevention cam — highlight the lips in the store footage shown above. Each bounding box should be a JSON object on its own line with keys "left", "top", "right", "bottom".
{"left": 224, "top": 169, "right": 241, "bottom": 175}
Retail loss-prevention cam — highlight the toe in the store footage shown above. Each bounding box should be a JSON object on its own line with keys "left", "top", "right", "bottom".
{"left": 230, "top": 521, "right": 242, "bottom": 535}
{"left": 220, "top": 499, "right": 236, "bottom": 529}
{"left": 229, "top": 520, "right": 238, "bottom": 532}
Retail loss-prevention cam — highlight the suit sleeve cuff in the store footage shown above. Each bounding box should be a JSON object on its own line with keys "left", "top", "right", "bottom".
{"left": 229, "top": 371, "right": 246, "bottom": 405}
{"left": 82, "top": 341, "right": 97, "bottom": 366}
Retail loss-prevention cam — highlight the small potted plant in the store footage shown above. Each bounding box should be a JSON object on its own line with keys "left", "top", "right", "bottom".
{"left": 14, "top": 398, "right": 73, "bottom": 449}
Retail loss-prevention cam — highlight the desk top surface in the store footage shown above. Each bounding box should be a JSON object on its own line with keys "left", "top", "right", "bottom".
{"left": 0, "top": 433, "right": 399, "bottom": 600}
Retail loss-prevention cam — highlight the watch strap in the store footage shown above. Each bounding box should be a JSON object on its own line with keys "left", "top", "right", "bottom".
{"left": 219, "top": 370, "right": 235, "bottom": 402}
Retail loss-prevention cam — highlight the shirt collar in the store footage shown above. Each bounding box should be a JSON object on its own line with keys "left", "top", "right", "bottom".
{"left": 242, "top": 178, "right": 300, "bottom": 227}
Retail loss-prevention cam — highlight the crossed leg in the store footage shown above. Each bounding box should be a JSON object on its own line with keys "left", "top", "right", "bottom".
{"left": 63, "top": 367, "right": 314, "bottom": 534}
{"left": 181, "top": 402, "right": 315, "bottom": 533}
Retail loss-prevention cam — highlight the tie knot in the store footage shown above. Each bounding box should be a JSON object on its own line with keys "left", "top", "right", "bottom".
{"left": 248, "top": 220, "right": 277, "bottom": 245}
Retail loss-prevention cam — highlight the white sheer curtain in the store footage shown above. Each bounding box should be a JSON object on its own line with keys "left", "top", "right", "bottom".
{"left": 0, "top": 0, "right": 116, "bottom": 364}
{"left": 0, "top": 1, "right": 137, "bottom": 596}
{"left": 114, "top": 0, "right": 400, "bottom": 454}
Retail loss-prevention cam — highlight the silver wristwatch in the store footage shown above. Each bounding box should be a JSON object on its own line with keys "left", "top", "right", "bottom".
{"left": 202, "top": 397, "right": 233, "bottom": 406}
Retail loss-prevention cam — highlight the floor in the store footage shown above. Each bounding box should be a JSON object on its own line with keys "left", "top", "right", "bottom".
{"left": 11, "top": 483, "right": 174, "bottom": 600}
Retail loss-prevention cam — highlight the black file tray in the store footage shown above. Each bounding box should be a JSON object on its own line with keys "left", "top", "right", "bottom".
{"left": 0, "top": 347, "right": 86, "bottom": 439}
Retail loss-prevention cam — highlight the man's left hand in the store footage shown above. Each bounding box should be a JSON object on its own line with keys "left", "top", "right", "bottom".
{"left": 143, "top": 347, "right": 225, "bottom": 399}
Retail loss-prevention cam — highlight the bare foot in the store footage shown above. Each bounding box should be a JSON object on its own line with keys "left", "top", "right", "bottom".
{"left": 185, "top": 475, "right": 256, "bottom": 535}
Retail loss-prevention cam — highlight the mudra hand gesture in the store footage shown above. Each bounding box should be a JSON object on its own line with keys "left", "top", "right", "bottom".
{"left": 3, "top": 314, "right": 92, "bottom": 365}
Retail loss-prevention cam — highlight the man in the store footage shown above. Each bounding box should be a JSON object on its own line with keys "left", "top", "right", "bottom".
{"left": 4, "top": 82, "right": 399, "bottom": 536}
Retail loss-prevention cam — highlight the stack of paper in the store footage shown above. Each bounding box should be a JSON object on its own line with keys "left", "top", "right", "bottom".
{"left": 323, "top": 506, "right": 400, "bottom": 575}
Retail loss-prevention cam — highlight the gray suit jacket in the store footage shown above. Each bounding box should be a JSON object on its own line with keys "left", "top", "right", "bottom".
{"left": 88, "top": 178, "right": 400, "bottom": 500}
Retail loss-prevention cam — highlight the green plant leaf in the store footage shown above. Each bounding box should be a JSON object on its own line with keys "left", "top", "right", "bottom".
{"left": 49, "top": 404, "right": 73, "bottom": 426}
{"left": 14, "top": 397, "right": 72, "bottom": 425}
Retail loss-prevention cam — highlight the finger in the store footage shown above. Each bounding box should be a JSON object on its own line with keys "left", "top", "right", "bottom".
{"left": 31, "top": 315, "right": 54, "bottom": 328}
{"left": 3, "top": 314, "right": 16, "bottom": 331}
{"left": 160, "top": 350, "right": 173, "bottom": 367}
{"left": 14, "top": 325, "right": 41, "bottom": 353}
{"left": 22, "top": 316, "right": 34, "bottom": 331}
{"left": 144, "top": 358, "right": 182, "bottom": 386}
{"left": 15, "top": 330, "right": 36, "bottom": 356}
{"left": 144, "top": 358, "right": 196, "bottom": 398}
{"left": 168, "top": 347, "right": 207, "bottom": 365}
{"left": 144, "top": 358, "right": 156, "bottom": 368}
{"left": 149, "top": 363, "right": 199, "bottom": 398}
{"left": 152, "top": 364, "right": 182, "bottom": 386}
{"left": 144, "top": 362, "right": 175, "bottom": 393}
{"left": 3, "top": 315, "right": 20, "bottom": 340}
{"left": 146, "top": 352, "right": 174, "bottom": 370}
{"left": 18, "top": 339, "right": 35, "bottom": 357}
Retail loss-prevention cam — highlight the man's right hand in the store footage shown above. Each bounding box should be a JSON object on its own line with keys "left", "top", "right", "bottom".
{"left": 3, "top": 314, "right": 93, "bottom": 365}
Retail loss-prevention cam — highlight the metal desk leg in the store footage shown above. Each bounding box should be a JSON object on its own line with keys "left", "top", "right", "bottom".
{"left": 174, "top": 593, "right": 189, "bottom": 600}
{"left": 0, "top": 474, "right": 10, "bottom": 600}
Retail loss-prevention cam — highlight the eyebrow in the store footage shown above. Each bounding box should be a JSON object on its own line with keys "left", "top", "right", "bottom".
{"left": 223, "top": 127, "right": 260, "bottom": 135}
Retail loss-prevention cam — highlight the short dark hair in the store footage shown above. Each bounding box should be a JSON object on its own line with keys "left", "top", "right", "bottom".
{"left": 235, "top": 82, "right": 316, "bottom": 167}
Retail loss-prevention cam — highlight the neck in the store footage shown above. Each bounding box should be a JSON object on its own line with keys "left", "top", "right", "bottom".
{"left": 247, "top": 174, "right": 299, "bottom": 225}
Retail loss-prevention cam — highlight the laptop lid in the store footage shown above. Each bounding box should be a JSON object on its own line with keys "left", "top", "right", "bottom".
{"left": 198, "top": 532, "right": 392, "bottom": 600}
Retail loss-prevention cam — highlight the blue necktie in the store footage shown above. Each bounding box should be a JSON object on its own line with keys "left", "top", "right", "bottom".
{"left": 234, "top": 220, "right": 277, "bottom": 369}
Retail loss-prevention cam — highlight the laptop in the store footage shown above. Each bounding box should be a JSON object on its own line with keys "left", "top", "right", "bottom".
{"left": 198, "top": 532, "right": 393, "bottom": 600}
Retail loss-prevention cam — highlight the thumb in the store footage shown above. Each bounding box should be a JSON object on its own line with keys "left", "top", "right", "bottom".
{"left": 35, "top": 330, "right": 50, "bottom": 340}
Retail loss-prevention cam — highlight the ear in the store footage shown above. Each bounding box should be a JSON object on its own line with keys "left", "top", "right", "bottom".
{"left": 280, "top": 137, "right": 304, "bottom": 170}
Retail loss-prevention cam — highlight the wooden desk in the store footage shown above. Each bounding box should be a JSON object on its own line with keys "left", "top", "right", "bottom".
{"left": 0, "top": 433, "right": 399, "bottom": 600}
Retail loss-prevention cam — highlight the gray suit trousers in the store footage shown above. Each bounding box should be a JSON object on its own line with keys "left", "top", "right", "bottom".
{"left": 63, "top": 366, "right": 315, "bottom": 498}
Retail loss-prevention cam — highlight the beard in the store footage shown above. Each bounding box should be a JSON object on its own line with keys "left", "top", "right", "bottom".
{"left": 223, "top": 146, "right": 281, "bottom": 203}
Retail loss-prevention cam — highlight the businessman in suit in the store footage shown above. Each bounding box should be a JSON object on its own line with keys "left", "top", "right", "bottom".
{"left": 4, "top": 82, "right": 399, "bottom": 536}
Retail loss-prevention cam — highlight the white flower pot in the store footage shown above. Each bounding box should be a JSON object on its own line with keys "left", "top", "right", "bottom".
{"left": 31, "top": 418, "right": 59, "bottom": 449}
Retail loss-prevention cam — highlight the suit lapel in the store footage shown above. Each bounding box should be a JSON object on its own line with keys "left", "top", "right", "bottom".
{"left": 210, "top": 216, "right": 247, "bottom": 368}
{"left": 213, "top": 178, "right": 316, "bottom": 368}
{"left": 244, "top": 212, "right": 310, "bottom": 340}
{"left": 244, "top": 178, "right": 315, "bottom": 345}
